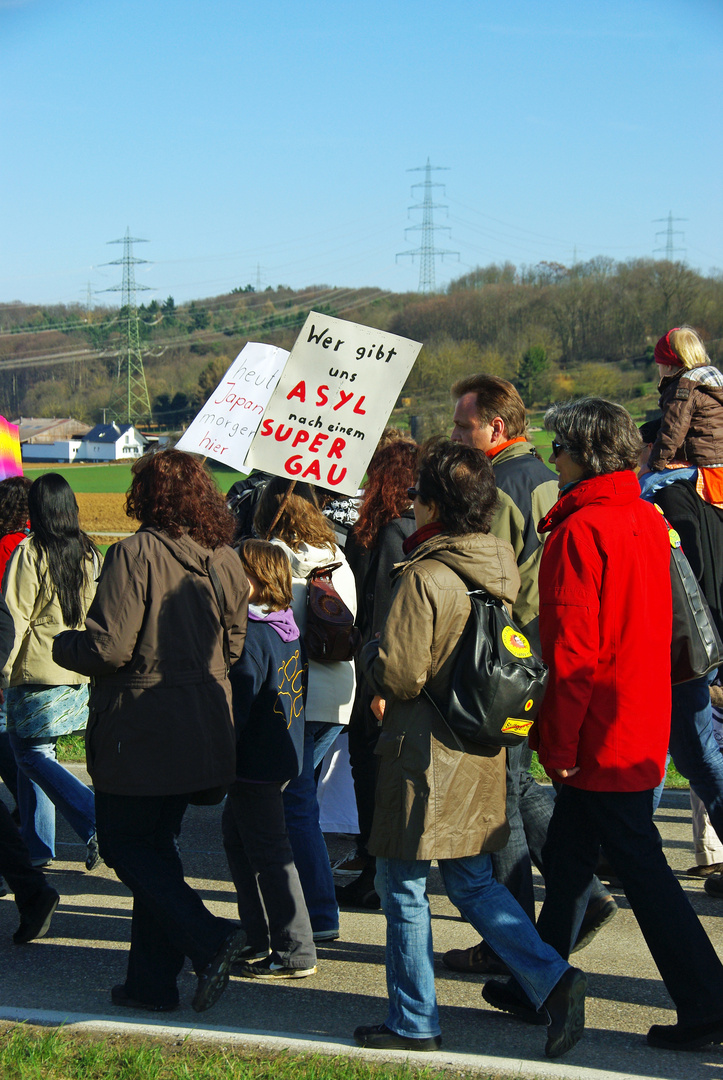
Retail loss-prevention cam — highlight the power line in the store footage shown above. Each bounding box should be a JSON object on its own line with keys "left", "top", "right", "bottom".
{"left": 653, "top": 212, "right": 687, "bottom": 261}
{"left": 98, "top": 229, "right": 153, "bottom": 425}
{"left": 397, "top": 159, "right": 459, "bottom": 292}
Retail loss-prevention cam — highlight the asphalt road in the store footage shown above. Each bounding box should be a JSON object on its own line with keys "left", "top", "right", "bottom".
{"left": 1, "top": 768, "right": 722, "bottom": 1080}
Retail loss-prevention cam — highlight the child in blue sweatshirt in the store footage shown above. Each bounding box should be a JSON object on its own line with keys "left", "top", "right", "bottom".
{"left": 222, "top": 540, "right": 316, "bottom": 978}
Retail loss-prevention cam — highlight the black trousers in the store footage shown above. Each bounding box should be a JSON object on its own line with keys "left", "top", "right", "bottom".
{"left": 0, "top": 797, "right": 47, "bottom": 910}
{"left": 537, "top": 785, "right": 723, "bottom": 1024}
{"left": 96, "top": 791, "right": 234, "bottom": 1007}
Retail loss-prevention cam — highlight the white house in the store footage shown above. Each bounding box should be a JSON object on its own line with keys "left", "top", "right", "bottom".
{"left": 17, "top": 417, "right": 91, "bottom": 463}
{"left": 76, "top": 424, "right": 148, "bottom": 462}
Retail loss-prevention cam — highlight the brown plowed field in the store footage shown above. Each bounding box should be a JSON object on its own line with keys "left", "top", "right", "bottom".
{"left": 75, "top": 493, "right": 136, "bottom": 539}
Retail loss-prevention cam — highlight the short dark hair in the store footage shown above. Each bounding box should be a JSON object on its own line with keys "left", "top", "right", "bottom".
{"left": 451, "top": 374, "right": 528, "bottom": 438}
{"left": 0, "top": 475, "right": 32, "bottom": 538}
{"left": 237, "top": 539, "right": 292, "bottom": 611}
{"left": 544, "top": 398, "right": 642, "bottom": 476}
{"left": 417, "top": 437, "right": 498, "bottom": 535}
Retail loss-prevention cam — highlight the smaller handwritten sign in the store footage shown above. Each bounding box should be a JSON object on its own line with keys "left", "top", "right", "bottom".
{"left": 244, "top": 312, "right": 421, "bottom": 495}
{"left": 176, "top": 342, "right": 289, "bottom": 470}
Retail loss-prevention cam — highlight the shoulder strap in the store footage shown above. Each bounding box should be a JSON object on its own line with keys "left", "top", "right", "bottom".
{"left": 207, "top": 564, "right": 231, "bottom": 674}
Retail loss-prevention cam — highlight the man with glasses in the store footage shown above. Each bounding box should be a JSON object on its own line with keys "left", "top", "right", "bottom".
{"left": 446, "top": 374, "right": 616, "bottom": 976}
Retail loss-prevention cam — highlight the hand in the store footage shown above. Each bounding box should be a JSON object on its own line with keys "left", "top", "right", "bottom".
{"left": 371, "top": 695, "right": 386, "bottom": 722}
{"left": 555, "top": 766, "right": 581, "bottom": 778}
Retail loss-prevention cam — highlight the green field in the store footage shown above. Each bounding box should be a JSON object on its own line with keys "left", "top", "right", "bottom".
{"left": 22, "top": 461, "right": 248, "bottom": 495}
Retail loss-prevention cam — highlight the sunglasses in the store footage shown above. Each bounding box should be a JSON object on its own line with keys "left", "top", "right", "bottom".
{"left": 551, "top": 440, "right": 567, "bottom": 458}
{"left": 407, "top": 487, "right": 418, "bottom": 500}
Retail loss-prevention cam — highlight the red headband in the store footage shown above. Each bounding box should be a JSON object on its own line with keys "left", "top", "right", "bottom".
{"left": 654, "top": 328, "right": 683, "bottom": 368}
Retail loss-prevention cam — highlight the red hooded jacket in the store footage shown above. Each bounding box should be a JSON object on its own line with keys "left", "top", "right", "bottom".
{"left": 533, "top": 470, "right": 672, "bottom": 792}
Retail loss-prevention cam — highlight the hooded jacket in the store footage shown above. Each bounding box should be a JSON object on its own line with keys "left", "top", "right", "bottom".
{"left": 270, "top": 537, "right": 356, "bottom": 726}
{"left": 361, "top": 530, "right": 519, "bottom": 861}
{"left": 535, "top": 471, "right": 672, "bottom": 791}
{"left": 231, "top": 605, "right": 307, "bottom": 783}
{"left": 53, "top": 527, "right": 249, "bottom": 797}
{"left": 649, "top": 366, "right": 723, "bottom": 471}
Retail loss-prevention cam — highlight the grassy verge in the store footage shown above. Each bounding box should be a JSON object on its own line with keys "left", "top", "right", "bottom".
{"left": 0, "top": 1026, "right": 477, "bottom": 1080}
{"left": 22, "top": 462, "right": 248, "bottom": 495}
{"left": 529, "top": 751, "right": 687, "bottom": 789}
{"left": 57, "top": 737, "right": 689, "bottom": 789}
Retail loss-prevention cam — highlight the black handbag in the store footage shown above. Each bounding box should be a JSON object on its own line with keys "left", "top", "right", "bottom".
{"left": 664, "top": 516, "right": 723, "bottom": 685}
{"left": 424, "top": 582, "right": 549, "bottom": 749}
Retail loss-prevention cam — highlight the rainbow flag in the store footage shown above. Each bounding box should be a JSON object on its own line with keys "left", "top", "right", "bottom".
{"left": 0, "top": 418, "right": 23, "bottom": 480}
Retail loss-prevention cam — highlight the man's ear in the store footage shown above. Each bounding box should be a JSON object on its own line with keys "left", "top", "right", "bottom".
{"left": 489, "top": 416, "right": 507, "bottom": 444}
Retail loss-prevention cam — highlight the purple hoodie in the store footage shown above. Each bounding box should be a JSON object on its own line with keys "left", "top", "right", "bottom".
{"left": 247, "top": 603, "right": 299, "bottom": 643}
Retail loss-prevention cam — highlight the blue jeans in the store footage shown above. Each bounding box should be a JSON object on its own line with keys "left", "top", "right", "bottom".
{"left": 283, "top": 721, "right": 342, "bottom": 935}
{"left": 653, "top": 674, "right": 723, "bottom": 843}
{"left": 375, "top": 854, "right": 569, "bottom": 1039}
{"left": 537, "top": 785, "right": 723, "bottom": 1023}
{"left": 10, "top": 735, "right": 95, "bottom": 862}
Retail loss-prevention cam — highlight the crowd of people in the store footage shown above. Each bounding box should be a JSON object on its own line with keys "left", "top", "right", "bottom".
{"left": 1, "top": 323, "right": 723, "bottom": 1057}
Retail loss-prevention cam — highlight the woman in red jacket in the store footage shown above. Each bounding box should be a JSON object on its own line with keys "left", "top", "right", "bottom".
{"left": 483, "top": 398, "right": 723, "bottom": 1052}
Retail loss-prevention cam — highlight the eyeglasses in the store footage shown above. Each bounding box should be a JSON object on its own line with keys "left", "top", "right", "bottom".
{"left": 551, "top": 440, "right": 567, "bottom": 458}
{"left": 407, "top": 487, "right": 418, "bottom": 501}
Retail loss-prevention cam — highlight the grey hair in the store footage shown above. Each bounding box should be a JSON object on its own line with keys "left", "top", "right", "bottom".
{"left": 544, "top": 398, "right": 642, "bottom": 476}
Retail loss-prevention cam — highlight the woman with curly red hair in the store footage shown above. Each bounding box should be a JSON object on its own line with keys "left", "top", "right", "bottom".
{"left": 336, "top": 438, "right": 419, "bottom": 906}
{"left": 54, "top": 449, "right": 250, "bottom": 1014}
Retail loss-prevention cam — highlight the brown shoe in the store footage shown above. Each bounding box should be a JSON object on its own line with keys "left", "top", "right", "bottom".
{"left": 442, "top": 939, "right": 510, "bottom": 976}
{"left": 685, "top": 862, "right": 723, "bottom": 877}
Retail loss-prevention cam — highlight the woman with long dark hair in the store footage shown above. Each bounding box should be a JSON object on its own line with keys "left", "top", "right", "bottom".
{"left": 3, "top": 473, "right": 101, "bottom": 870}
{"left": 54, "top": 449, "right": 249, "bottom": 1014}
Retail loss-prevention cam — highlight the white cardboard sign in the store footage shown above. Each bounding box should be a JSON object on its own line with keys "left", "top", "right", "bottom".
{"left": 243, "top": 312, "right": 421, "bottom": 495}
{"left": 176, "top": 342, "right": 289, "bottom": 470}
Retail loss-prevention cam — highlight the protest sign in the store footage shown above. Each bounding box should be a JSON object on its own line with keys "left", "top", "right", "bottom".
{"left": 243, "top": 312, "right": 421, "bottom": 495}
{"left": 176, "top": 342, "right": 289, "bottom": 470}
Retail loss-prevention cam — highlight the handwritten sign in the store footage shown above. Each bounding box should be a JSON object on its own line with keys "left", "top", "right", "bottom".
{"left": 176, "top": 342, "right": 289, "bottom": 470}
{"left": 243, "top": 312, "right": 421, "bottom": 495}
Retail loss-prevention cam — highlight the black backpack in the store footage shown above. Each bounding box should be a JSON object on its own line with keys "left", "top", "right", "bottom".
{"left": 424, "top": 584, "right": 548, "bottom": 748}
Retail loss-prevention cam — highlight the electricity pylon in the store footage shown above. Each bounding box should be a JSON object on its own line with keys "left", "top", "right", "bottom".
{"left": 100, "top": 228, "right": 153, "bottom": 425}
{"left": 397, "top": 159, "right": 459, "bottom": 292}
{"left": 653, "top": 212, "right": 687, "bottom": 261}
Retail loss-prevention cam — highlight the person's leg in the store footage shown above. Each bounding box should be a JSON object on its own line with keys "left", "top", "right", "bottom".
{"left": 594, "top": 788, "right": 723, "bottom": 1024}
{"left": 10, "top": 736, "right": 95, "bottom": 845}
{"left": 347, "top": 693, "right": 379, "bottom": 860}
{"left": 375, "top": 856, "right": 440, "bottom": 1039}
{"left": 96, "top": 790, "right": 237, "bottom": 1005}
{"left": 690, "top": 789, "right": 723, "bottom": 869}
{"left": 535, "top": 786, "right": 599, "bottom": 960}
{"left": 223, "top": 780, "right": 315, "bottom": 968}
{"left": 440, "top": 854, "right": 568, "bottom": 1009}
{"left": 10, "top": 734, "right": 55, "bottom": 862}
{"left": 669, "top": 676, "right": 723, "bottom": 844}
{"left": 221, "top": 785, "right": 271, "bottom": 953}
{"left": 0, "top": 797, "right": 53, "bottom": 910}
{"left": 0, "top": 698, "right": 18, "bottom": 806}
{"left": 283, "top": 724, "right": 339, "bottom": 936}
{"left": 491, "top": 741, "right": 535, "bottom": 920}
{"left": 310, "top": 721, "right": 343, "bottom": 770}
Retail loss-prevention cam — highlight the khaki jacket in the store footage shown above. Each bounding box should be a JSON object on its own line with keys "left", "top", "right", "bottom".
{"left": 2, "top": 537, "right": 101, "bottom": 688}
{"left": 361, "top": 531, "right": 520, "bottom": 861}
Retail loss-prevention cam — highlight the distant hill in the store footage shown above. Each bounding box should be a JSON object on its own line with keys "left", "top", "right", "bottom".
{"left": 1, "top": 257, "right": 720, "bottom": 433}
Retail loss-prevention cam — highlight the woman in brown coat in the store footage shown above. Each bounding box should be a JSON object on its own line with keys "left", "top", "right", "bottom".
{"left": 353, "top": 438, "right": 586, "bottom": 1059}
{"left": 54, "top": 450, "right": 249, "bottom": 1014}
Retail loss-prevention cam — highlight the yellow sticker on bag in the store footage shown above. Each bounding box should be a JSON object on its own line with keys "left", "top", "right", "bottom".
{"left": 501, "top": 718, "right": 534, "bottom": 736}
{"left": 501, "top": 626, "right": 532, "bottom": 658}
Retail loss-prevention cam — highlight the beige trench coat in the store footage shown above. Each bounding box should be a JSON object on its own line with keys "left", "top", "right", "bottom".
{"left": 361, "top": 530, "right": 520, "bottom": 862}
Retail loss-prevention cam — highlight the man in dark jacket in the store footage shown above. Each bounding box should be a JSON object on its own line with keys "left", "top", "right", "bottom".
{"left": 446, "top": 375, "right": 616, "bottom": 974}
{"left": 0, "top": 593, "right": 59, "bottom": 943}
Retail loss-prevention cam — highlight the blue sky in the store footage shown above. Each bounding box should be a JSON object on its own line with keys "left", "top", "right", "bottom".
{"left": 1, "top": 0, "right": 721, "bottom": 307}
